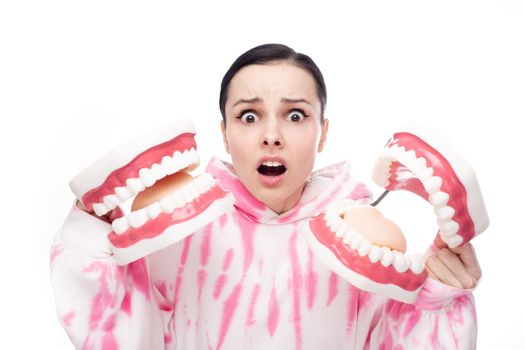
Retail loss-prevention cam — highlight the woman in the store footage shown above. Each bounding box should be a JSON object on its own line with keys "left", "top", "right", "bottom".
{"left": 50, "top": 43, "right": 481, "bottom": 349}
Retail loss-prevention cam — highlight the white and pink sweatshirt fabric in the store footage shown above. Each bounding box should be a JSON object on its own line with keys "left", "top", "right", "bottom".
{"left": 50, "top": 157, "right": 477, "bottom": 350}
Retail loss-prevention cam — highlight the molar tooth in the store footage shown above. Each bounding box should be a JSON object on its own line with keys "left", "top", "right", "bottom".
{"left": 419, "top": 167, "right": 434, "bottom": 180}
{"left": 171, "top": 192, "right": 185, "bottom": 208}
{"left": 414, "top": 156, "right": 427, "bottom": 169}
{"left": 350, "top": 234, "right": 363, "bottom": 250}
{"left": 103, "top": 194, "right": 120, "bottom": 208}
{"left": 404, "top": 149, "right": 417, "bottom": 161}
{"left": 368, "top": 245, "right": 384, "bottom": 263}
{"left": 188, "top": 183, "right": 200, "bottom": 200}
{"left": 112, "top": 217, "right": 129, "bottom": 234}
{"left": 151, "top": 163, "right": 165, "bottom": 180}
{"left": 429, "top": 191, "right": 449, "bottom": 208}
{"left": 329, "top": 218, "right": 342, "bottom": 234}
{"left": 409, "top": 256, "right": 425, "bottom": 274}
{"left": 357, "top": 240, "right": 373, "bottom": 257}
{"left": 194, "top": 176, "right": 206, "bottom": 193}
{"left": 180, "top": 187, "right": 192, "bottom": 203}
{"left": 334, "top": 222, "right": 349, "bottom": 238}
{"left": 173, "top": 151, "right": 186, "bottom": 171}
{"left": 423, "top": 176, "right": 443, "bottom": 194}
{"left": 114, "top": 186, "right": 133, "bottom": 202}
{"left": 146, "top": 202, "right": 162, "bottom": 220}
{"left": 128, "top": 209, "right": 148, "bottom": 228}
{"left": 444, "top": 234, "right": 463, "bottom": 248}
{"left": 380, "top": 248, "right": 394, "bottom": 267}
{"left": 93, "top": 203, "right": 110, "bottom": 216}
{"left": 139, "top": 168, "right": 156, "bottom": 187}
{"left": 161, "top": 155, "right": 178, "bottom": 175}
{"left": 126, "top": 178, "right": 145, "bottom": 193}
{"left": 413, "top": 158, "right": 433, "bottom": 180}
{"left": 190, "top": 148, "right": 199, "bottom": 161}
{"left": 343, "top": 228, "right": 357, "bottom": 245}
{"left": 436, "top": 206, "right": 455, "bottom": 221}
{"left": 439, "top": 220, "right": 460, "bottom": 236}
{"left": 160, "top": 196, "right": 176, "bottom": 213}
{"left": 392, "top": 251, "right": 409, "bottom": 273}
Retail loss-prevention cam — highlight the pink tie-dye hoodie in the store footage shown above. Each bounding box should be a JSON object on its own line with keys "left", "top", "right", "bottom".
{"left": 50, "top": 157, "right": 477, "bottom": 349}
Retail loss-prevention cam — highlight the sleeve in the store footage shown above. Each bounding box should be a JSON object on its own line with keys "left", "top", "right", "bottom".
{"left": 49, "top": 200, "right": 176, "bottom": 350}
{"left": 362, "top": 277, "right": 477, "bottom": 349}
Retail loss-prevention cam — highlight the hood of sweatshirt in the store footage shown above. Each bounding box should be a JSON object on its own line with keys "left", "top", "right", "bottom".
{"left": 205, "top": 156, "right": 372, "bottom": 225}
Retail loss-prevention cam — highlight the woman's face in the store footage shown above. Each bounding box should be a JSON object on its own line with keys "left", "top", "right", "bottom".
{"left": 221, "top": 61, "right": 329, "bottom": 214}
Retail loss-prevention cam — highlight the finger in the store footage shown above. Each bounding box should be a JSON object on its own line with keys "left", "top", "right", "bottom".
{"left": 436, "top": 248, "right": 478, "bottom": 289}
{"left": 425, "top": 254, "right": 463, "bottom": 289}
{"left": 426, "top": 266, "right": 438, "bottom": 280}
{"left": 450, "top": 243, "right": 482, "bottom": 280}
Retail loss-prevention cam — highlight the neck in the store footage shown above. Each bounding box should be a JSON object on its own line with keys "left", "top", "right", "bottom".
{"left": 265, "top": 182, "right": 306, "bottom": 215}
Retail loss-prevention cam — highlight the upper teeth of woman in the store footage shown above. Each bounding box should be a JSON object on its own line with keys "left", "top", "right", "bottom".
{"left": 262, "top": 161, "right": 283, "bottom": 167}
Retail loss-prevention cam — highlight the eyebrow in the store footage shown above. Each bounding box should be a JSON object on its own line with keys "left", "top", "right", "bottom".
{"left": 232, "top": 97, "right": 311, "bottom": 107}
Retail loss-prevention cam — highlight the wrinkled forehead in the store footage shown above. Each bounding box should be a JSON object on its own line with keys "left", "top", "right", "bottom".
{"left": 226, "top": 63, "right": 319, "bottom": 110}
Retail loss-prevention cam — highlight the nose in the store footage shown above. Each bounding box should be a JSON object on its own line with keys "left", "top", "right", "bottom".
{"left": 263, "top": 138, "right": 281, "bottom": 146}
{"left": 261, "top": 120, "right": 283, "bottom": 148}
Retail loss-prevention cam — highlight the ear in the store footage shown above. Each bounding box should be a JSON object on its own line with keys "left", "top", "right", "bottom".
{"left": 317, "top": 118, "right": 329, "bottom": 152}
{"left": 220, "top": 120, "right": 230, "bottom": 154}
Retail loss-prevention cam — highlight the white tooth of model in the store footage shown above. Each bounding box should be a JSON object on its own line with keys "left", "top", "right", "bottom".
{"left": 103, "top": 194, "right": 120, "bottom": 208}
{"left": 129, "top": 209, "right": 148, "bottom": 228}
{"left": 160, "top": 196, "right": 176, "bottom": 213}
{"left": 368, "top": 245, "right": 384, "bottom": 263}
{"left": 423, "top": 176, "right": 443, "bottom": 194}
{"left": 146, "top": 202, "right": 162, "bottom": 220}
{"left": 380, "top": 248, "right": 394, "bottom": 267}
{"left": 430, "top": 191, "right": 449, "bottom": 208}
{"left": 115, "top": 186, "right": 133, "bottom": 202}
{"left": 93, "top": 203, "right": 109, "bottom": 216}
{"left": 151, "top": 163, "right": 165, "bottom": 180}
{"left": 161, "top": 155, "right": 177, "bottom": 175}
{"left": 112, "top": 218, "right": 129, "bottom": 234}
{"left": 139, "top": 168, "right": 156, "bottom": 187}
{"left": 126, "top": 178, "right": 145, "bottom": 193}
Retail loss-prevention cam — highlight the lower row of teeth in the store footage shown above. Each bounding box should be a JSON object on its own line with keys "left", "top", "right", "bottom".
{"left": 323, "top": 204, "right": 425, "bottom": 274}
{"left": 93, "top": 148, "right": 199, "bottom": 216}
{"left": 111, "top": 173, "right": 215, "bottom": 234}
{"left": 372, "top": 144, "right": 463, "bottom": 247}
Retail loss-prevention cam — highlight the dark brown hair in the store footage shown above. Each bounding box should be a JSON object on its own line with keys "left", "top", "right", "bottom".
{"left": 219, "top": 43, "right": 327, "bottom": 125}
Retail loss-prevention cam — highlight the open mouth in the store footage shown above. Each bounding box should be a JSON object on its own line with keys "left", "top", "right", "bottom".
{"left": 303, "top": 123, "right": 489, "bottom": 303}
{"left": 257, "top": 161, "right": 287, "bottom": 177}
{"left": 69, "top": 119, "right": 234, "bottom": 265}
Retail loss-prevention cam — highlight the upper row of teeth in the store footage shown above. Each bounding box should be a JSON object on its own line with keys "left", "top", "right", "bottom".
{"left": 111, "top": 172, "right": 216, "bottom": 234}
{"left": 262, "top": 161, "right": 283, "bottom": 167}
{"left": 92, "top": 148, "right": 199, "bottom": 216}
{"left": 323, "top": 207, "right": 426, "bottom": 275}
{"left": 372, "top": 144, "right": 463, "bottom": 247}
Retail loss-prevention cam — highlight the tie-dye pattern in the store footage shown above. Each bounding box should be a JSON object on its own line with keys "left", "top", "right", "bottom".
{"left": 50, "top": 157, "right": 477, "bottom": 349}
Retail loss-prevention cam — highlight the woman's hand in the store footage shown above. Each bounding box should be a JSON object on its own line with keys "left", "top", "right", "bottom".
{"left": 425, "top": 240, "right": 482, "bottom": 289}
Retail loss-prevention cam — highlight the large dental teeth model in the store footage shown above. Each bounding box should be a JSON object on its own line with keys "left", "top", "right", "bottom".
{"left": 303, "top": 123, "right": 489, "bottom": 303}
{"left": 69, "top": 119, "right": 235, "bottom": 265}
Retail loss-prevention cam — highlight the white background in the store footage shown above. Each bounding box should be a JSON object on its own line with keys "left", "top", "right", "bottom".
{"left": 1, "top": 0, "right": 523, "bottom": 349}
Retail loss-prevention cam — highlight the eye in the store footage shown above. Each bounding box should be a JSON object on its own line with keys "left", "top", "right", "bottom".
{"left": 237, "top": 110, "right": 259, "bottom": 124}
{"left": 286, "top": 109, "right": 307, "bottom": 122}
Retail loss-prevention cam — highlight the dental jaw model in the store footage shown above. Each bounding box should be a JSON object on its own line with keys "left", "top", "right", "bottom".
{"left": 303, "top": 124, "right": 489, "bottom": 303}
{"left": 69, "top": 119, "right": 235, "bottom": 265}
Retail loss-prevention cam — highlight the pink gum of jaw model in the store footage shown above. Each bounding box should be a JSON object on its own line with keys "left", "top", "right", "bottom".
{"left": 69, "top": 118, "right": 235, "bottom": 266}
{"left": 303, "top": 123, "right": 489, "bottom": 303}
